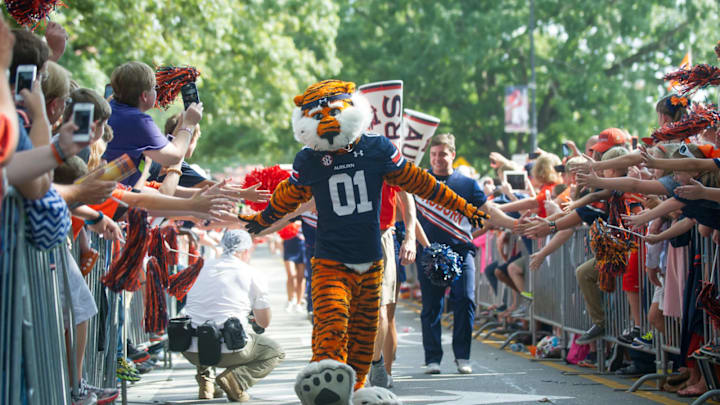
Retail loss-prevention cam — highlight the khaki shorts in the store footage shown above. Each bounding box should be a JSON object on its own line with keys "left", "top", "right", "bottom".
{"left": 380, "top": 227, "right": 397, "bottom": 306}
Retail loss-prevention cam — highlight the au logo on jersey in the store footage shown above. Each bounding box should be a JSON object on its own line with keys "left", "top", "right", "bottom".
{"left": 321, "top": 154, "right": 334, "bottom": 166}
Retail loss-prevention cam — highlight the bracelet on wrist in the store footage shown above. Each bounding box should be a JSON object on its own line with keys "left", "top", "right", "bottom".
{"left": 177, "top": 127, "right": 194, "bottom": 137}
{"left": 51, "top": 140, "right": 66, "bottom": 165}
{"left": 165, "top": 168, "right": 183, "bottom": 176}
{"left": 85, "top": 211, "right": 104, "bottom": 226}
{"left": 549, "top": 221, "right": 557, "bottom": 233}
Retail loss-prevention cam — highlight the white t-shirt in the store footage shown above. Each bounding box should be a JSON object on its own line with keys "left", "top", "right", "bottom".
{"left": 184, "top": 254, "right": 271, "bottom": 352}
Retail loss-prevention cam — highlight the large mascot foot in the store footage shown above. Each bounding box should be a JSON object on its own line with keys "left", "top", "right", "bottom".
{"left": 352, "top": 386, "right": 402, "bottom": 405}
{"left": 295, "top": 360, "right": 355, "bottom": 405}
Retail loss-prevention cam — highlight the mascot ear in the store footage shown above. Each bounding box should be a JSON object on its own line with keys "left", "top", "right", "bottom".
{"left": 294, "top": 94, "right": 305, "bottom": 107}
{"left": 344, "top": 82, "right": 356, "bottom": 94}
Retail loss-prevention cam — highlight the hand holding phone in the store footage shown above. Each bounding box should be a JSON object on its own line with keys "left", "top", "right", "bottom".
{"left": 503, "top": 171, "right": 528, "bottom": 192}
{"left": 562, "top": 144, "right": 570, "bottom": 157}
{"left": 72, "top": 103, "right": 94, "bottom": 143}
{"left": 14, "top": 65, "right": 37, "bottom": 102}
{"left": 181, "top": 82, "right": 200, "bottom": 110}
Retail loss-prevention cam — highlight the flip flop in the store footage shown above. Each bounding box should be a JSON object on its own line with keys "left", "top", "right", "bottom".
{"left": 80, "top": 248, "right": 99, "bottom": 277}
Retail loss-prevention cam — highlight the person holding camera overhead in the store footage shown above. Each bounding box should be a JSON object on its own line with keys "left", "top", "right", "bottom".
{"left": 180, "top": 229, "right": 285, "bottom": 402}
{"left": 104, "top": 61, "right": 203, "bottom": 187}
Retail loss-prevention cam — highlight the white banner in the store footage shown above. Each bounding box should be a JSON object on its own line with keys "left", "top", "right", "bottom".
{"left": 400, "top": 108, "right": 440, "bottom": 164}
{"left": 504, "top": 85, "right": 529, "bottom": 133}
{"left": 358, "top": 80, "right": 403, "bottom": 143}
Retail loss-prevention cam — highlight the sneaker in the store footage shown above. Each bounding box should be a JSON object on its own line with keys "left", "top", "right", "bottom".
{"left": 386, "top": 374, "right": 394, "bottom": 388}
{"left": 456, "top": 359, "right": 472, "bottom": 374}
{"left": 116, "top": 358, "right": 140, "bottom": 382}
{"left": 135, "top": 360, "right": 154, "bottom": 374}
{"left": 149, "top": 332, "right": 166, "bottom": 343}
{"left": 617, "top": 327, "right": 641, "bottom": 345}
{"left": 71, "top": 386, "right": 97, "bottom": 405}
{"left": 520, "top": 291, "right": 534, "bottom": 301}
{"left": 285, "top": 302, "right": 293, "bottom": 312}
{"left": 294, "top": 303, "right": 305, "bottom": 313}
{"left": 576, "top": 324, "right": 605, "bottom": 345}
{"left": 127, "top": 340, "right": 150, "bottom": 363}
{"left": 80, "top": 379, "right": 119, "bottom": 405}
{"left": 369, "top": 356, "right": 389, "bottom": 388}
{"left": 425, "top": 362, "right": 441, "bottom": 374}
{"left": 699, "top": 344, "right": 720, "bottom": 358}
{"left": 632, "top": 331, "right": 653, "bottom": 349}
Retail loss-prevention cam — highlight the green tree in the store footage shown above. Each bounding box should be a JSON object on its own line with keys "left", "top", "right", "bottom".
{"left": 8, "top": 0, "right": 341, "bottom": 167}
{"left": 336, "top": 0, "right": 719, "bottom": 172}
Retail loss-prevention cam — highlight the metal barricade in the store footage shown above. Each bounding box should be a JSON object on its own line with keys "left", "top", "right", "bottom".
{"left": 1, "top": 191, "right": 72, "bottom": 404}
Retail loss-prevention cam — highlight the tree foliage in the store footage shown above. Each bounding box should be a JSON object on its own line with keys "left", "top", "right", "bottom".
{"left": 336, "top": 0, "right": 720, "bottom": 171}
{"left": 5, "top": 1, "right": 720, "bottom": 173}
{"left": 6, "top": 0, "right": 341, "bottom": 168}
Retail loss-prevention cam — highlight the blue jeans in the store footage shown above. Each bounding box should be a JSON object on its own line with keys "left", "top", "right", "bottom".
{"left": 418, "top": 248, "right": 476, "bottom": 365}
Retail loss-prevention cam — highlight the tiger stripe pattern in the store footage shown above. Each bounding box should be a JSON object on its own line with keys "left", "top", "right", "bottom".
{"left": 310, "top": 257, "right": 383, "bottom": 390}
{"left": 384, "top": 161, "right": 490, "bottom": 227}
{"left": 239, "top": 180, "right": 312, "bottom": 229}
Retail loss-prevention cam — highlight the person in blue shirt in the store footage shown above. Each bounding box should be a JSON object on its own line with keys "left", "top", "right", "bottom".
{"left": 414, "top": 133, "right": 519, "bottom": 375}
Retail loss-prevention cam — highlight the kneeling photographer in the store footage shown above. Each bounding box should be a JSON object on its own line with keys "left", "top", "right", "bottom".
{"left": 171, "top": 229, "right": 284, "bottom": 402}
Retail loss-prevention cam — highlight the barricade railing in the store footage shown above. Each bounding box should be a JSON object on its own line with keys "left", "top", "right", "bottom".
{"left": 474, "top": 223, "right": 706, "bottom": 383}
{"left": 694, "top": 232, "right": 720, "bottom": 404}
{"left": 1, "top": 190, "right": 71, "bottom": 404}
{"left": 70, "top": 233, "right": 120, "bottom": 389}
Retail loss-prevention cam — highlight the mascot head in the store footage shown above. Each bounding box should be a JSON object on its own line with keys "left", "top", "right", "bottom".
{"left": 292, "top": 79, "right": 371, "bottom": 151}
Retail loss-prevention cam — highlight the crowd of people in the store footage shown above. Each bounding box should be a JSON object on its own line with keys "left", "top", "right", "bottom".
{"left": 3, "top": 9, "right": 720, "bottom": 405}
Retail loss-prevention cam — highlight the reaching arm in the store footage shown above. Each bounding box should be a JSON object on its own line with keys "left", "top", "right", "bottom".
{"left": 589, "top": 150, "right": 643, "bottom": 171}
{"left": 563, "top": 189, "right": 612, "bottom": 212}
{"left": 498, "top": 197, "right": 538, "bottom": 213}
{"left": 576, "top": 171, "right": 668, "bottom": 195}
{"left": 644, "top": 217, "right": 694, "bottom": 245}
{"left": 623, "top": 198, "right": 685, "bottom": 228}
{"left": 674, "top": 179, "right": 720, "bottom": 202}
{"left": 529, "top": 228, "right": 574, "bottom": 271}
{"left": 144, "top": 106, "right": 203, "bottom": 166}
{"left": 239, "top": 180, "right": 313, "bottom": 234}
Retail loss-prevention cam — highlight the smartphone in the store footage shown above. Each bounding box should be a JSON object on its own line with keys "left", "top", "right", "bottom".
{"left": 181, "top": 82, "right": 200, "bottom": 110}
{"left": 562, "top": 144, "right": 570, "bottom": 157}
{"left": 104, "top": 84, "right": 113, "bottom": 100}
{"left": 632, "top": 137, "right": 638, "bottom": 150}
{"left": 503, "top": 170, "right": 527, "bottom": 191}
{"left": 528, "top": 152, "right": 541, "bottom": 159}
{"left": 14, "top": 65, "right": 37, "bottom": 102}
{"left": 72, "top": 103, "right": 94, "bottom": 142}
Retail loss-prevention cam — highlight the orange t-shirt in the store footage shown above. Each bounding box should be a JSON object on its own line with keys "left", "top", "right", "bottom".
{"left": 87, "top": 185, "right": 130, "bottom": 219}
{"left": 698, "top": 144, "right": 720, "bottom": 159}
{"left": 379, "top": 183, "right": 400, "bottom": 231}
{"left": 534, "top": 183, "right": 557, "bottom": 218}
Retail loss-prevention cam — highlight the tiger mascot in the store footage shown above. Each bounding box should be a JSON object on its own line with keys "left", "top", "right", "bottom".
{"left": 240, "top": 79, "right": 488, "bottom": 404}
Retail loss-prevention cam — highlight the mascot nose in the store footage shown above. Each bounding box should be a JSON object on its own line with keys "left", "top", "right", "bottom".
{"left": 318, "top": 117, "right": 341, "bottom": 145}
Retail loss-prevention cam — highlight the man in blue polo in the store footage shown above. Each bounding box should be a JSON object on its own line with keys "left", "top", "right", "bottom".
{"left": 415, "top": 133, "right": 517, "bottom": 375}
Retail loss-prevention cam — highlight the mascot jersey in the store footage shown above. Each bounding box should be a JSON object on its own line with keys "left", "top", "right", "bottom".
{"left": 415, "top": 170, "right": 486, "bottom": 251}
{"left": 289, "top": 133, "right": 406, "bottom": 264}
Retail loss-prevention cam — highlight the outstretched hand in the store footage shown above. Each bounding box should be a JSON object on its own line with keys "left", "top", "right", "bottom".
{"left": 238, "top": 212, "right": 269, "bottom": 234}
{"left": 460, "top": 204, "right": 490, "bottom": 228}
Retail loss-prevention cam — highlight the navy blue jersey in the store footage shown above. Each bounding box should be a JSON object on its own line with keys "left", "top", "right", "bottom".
{"left": 415, "top": 170, "right": 487, "bottom": 251}
{"left": 288, "top": 133, "right": 406, "bottom": 263}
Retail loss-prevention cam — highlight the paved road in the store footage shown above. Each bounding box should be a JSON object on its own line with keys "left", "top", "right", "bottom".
{"left": 125, "top": 245, "right": 692, "bottom": 404}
